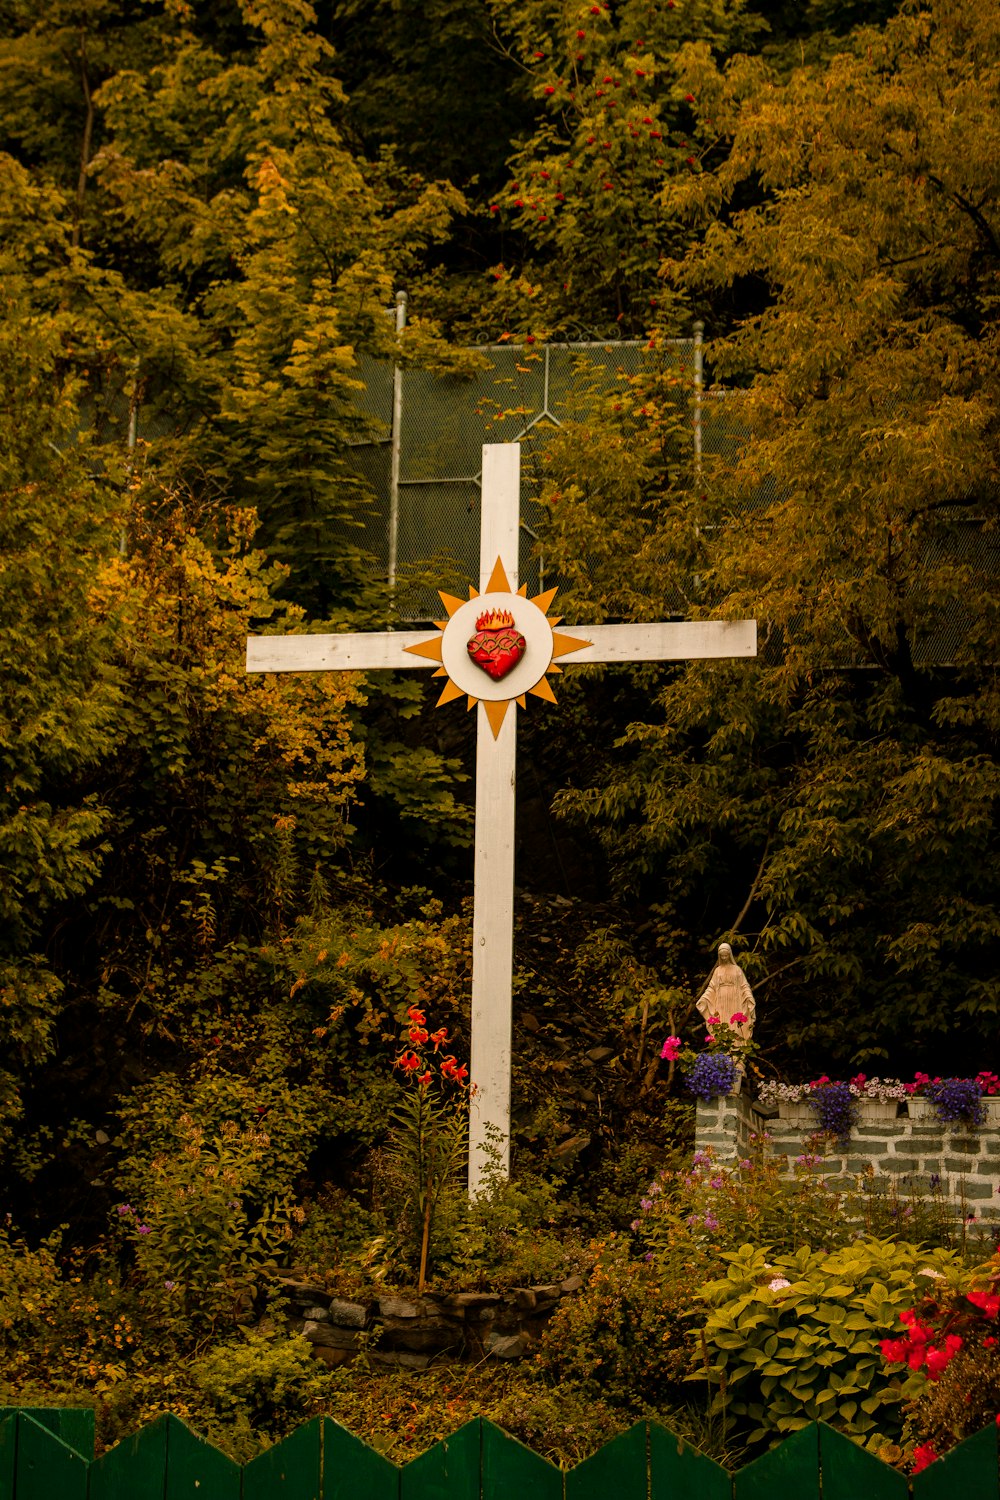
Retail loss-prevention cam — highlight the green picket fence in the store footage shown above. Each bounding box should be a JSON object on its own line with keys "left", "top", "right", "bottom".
{"left": 1, "top": 1407, "right": 997, "bottom": 1499}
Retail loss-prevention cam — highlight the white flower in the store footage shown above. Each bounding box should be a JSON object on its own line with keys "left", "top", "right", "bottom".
{"left": 768, "top": 1277, "right": 792, "bottom": 1291}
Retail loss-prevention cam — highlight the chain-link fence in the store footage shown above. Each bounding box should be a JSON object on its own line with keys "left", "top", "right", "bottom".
{"left": 346, "top": 332, "right": 709, "bottom": 617}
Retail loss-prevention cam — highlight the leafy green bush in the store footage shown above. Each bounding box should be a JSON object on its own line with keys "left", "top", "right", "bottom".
{"left": 695, "top": 1240, "right": 968, "bottom": 1449}
{"left": 114, "top": 1114, "right": 295, "bottom": 1325}
{"left": 534, "top": 1236, "right": 695, "bottom": 1406}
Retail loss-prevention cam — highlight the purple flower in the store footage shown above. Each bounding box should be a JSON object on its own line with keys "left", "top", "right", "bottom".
{"left": 703, "top": 1213, "right": 719, "bottom": 1230}
{"left": 692, "top": 1150, "right": 711, "bottom": 1167}
{"left": 640, "top": 1197, "right": 652, "bottom": 1211}
{"left": 116, "top": 1204, "right": 134, "bottom": 1216}
{"left": 630, "top": 1219, "right": 641, "bottom": 1231}
{"left": 136, "top": 1224, "right": 151, "bottom": 1235}
{"left": 684, "top": 1052, "right": 737, "bottom": 1102}
{"left": 164, "top": 1280, "right": 176, "bottom": 1290}
{"left": 709, "top": 1175, "right": 725, "bottom": 1189}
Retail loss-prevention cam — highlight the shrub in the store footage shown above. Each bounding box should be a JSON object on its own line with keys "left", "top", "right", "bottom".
{"left": 880, "top": 1257, "right": 1000, "bottom": 1470}
{"left": 695, "top": 1240, "right": 968, "bottom": 1449}
{"left": 634, "top": 1143, "right": 853, "bottom": 1263}
{"left": 534, "top": 1236, "right": 696, "bottom": 1407}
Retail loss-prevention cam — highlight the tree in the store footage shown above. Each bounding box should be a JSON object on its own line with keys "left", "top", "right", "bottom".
{"left": 541, "top": 0, "right": 1000, "bottom": 1070}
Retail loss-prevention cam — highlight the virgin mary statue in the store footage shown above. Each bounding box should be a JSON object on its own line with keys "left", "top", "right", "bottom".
{"left": 695, "top": 943, "right": 756, "bottom": 1042}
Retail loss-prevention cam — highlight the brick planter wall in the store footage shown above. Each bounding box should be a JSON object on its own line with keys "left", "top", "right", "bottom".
{"left": 695, "top": 1095, "right": 1000, "bottom": 1225}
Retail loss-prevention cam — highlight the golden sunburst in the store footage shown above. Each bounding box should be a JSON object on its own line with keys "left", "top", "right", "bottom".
{"left": 403, "top": 558, "right": 590, "bottom": 738}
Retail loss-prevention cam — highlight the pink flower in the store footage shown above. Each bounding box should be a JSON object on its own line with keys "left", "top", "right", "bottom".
{"left": 660, "top": 1036, "right": 682, "bottom": 1060}
{"left": 730, "top": 1012, "right": 748, "bottom": 1026}
{"left": 705, "top": 1017, "right": 721, "bottom": 1027}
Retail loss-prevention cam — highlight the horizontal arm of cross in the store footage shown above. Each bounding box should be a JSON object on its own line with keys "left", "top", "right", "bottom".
{"left": 246, "top": 620, "right": 756, "bottom": 675}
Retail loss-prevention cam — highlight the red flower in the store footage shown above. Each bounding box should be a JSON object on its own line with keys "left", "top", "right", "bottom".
{"left": 911, "top": 1444, "right": 938, "bottom": 1475}
{"left": 534, "top": 50, "right": 545, "bottom": 58}
{"left": 687, "top": 155, "right": 697, "bottom": 166}
{"left": 968, "top": 1290, "right": 1000, "bottom": 1317}
{"left": 396, "top": 1050, "right": 421, "bottom": 1072}
{"left": 556, "top": 192, "right": 565, "bottom": 200}
{"left": 417, "top": 1070, "right": 432, "bottom": 1088}
{"left": 590, "top": 4, "right": 601, "bottom": 11}
{"left": 513, "top": 198, "right": 524, "bottom": 206}
{"left": 489, "top": 204, "right": 499, "bottom": 213}
{"left": 576, "top": 28, "right": 586, "bottom": 37}
{"left": 544, "top": 85, "right": 556, "bottom": 95}
{"left": 429, "top": 1027, "right": 449, "bottom": 1049}
{"left": 407, "top": 1006, "right": 426, "bottom": 1024}
{"left": 409, "top": 1025, "right": 429, "bottom": 1045}
{"left": 684, "top": 92, "right": 695, "bottom": 102}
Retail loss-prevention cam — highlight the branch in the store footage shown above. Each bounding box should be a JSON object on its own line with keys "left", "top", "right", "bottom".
{"left": 72, "top": 30, "right": 94, "bottom": 250}
{"left": 728, "top": 835, "right": 772, "bottom": 938}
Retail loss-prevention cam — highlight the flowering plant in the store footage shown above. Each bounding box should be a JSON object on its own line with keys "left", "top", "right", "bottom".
{"left": 806, "top": 1077, "right": 858, "bottom": 1142}
{"left": 908, "top": 1073, "right": 985, "bottom": 1125}
{"left": 848, "top": 1074, "right": 908, "bottom": 1103}
{"left": 683, "top": 1051, "right": 738, "bottom": 1102}
{"left": 660, "top": 1013, "right": 759, "bottom": 1102}
{"left": 879, "top": 1262, "right": 1000, "bottom": 1473}
{"left": 389, "top": 1004, "right": 469, "bottom": 1293}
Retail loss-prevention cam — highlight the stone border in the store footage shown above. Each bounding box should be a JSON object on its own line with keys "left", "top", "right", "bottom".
{"left": 274, "top": 1275, "right": 585, "bottom": 1368}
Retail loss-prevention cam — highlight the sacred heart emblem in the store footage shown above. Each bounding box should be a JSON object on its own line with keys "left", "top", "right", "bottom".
{"left": 467, "top": 609, "right": 526, "bottom": 682}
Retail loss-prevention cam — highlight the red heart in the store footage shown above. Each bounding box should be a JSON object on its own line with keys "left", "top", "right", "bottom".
{"left": 467, "top": 624, "right": 526, "bottom": 682}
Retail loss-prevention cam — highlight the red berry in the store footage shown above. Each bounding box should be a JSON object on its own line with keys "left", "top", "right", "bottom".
{"left": 685, "top": 92, "right": 695, "bottom": 102}
{"left": 544, "top": 85, "right": 556, "bottom": 94}
{"left": 576, "top": 28, "right": 586, "bottom": 37}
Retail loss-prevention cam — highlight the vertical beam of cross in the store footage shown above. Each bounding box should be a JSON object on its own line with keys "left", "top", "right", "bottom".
{"left": 468, "top": 446, "right": 519, "bottom": 1191}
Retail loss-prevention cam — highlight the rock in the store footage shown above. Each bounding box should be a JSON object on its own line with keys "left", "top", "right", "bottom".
{"left": 575, "top": 1087, "right": 597, "bottom": 1104}
{"left": 277, "top": 1278, "right": 331, "bottom": 1306}
{"left": 380, "top": 1317, "right": 463, "bottom": 1354}
{"left": 303, "top": 1306, "right": 330, "bottom": 1323}
{"left": 442, "top": 1292, "right": 501, "bottom": 1315}
{"left": 551, "top": 1133, "right": 591, "bottom": 1159}
{"left": 327, "top": 1299, "right": 370, "bottom": 1328}
{"left": 529, "top": 1284, "right": 563, "bottom": 1305}
{"left": 301, "top": 1322, "right": 362, "bottom": 1351}
{"left": 487, "top": 1333, "right": 525, "bottom": 1359}
{"left": 586, "top": 1046, "right": 614, "bottom": 1063}
{"left": 560, "top": 1275, "right": 584, "bottom": 1294}
{"left": 378, "top": 1296, "right": 420, "bottom": 1319}
{"left": 513, "top": 1288, "right": 536, "bottom": 1312}
{"left": 520, "top": 1012, "right": 541, "bottom": 1033}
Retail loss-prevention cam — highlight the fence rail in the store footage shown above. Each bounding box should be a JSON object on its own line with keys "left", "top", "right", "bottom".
{"left": 1, "top": 1408, "right": 996, "bottom": 1499}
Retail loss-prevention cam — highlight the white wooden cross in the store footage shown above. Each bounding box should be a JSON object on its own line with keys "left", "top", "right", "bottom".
{"left": 247, "top": 443, "right": 756, "bottom": 1195}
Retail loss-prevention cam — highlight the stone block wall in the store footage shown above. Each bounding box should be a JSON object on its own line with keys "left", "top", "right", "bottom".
{"left": 695, "top": 1095, "right": 1000, "bottom": 1226}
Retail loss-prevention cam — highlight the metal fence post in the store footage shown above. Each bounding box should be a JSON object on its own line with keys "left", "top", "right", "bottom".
{"left": 388, "top": 290, "right": 407, "bottom": 596}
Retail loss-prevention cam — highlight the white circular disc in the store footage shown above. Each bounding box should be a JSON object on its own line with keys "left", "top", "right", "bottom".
{"left": 440, "top": 592, "right": 554, "bottom": 701}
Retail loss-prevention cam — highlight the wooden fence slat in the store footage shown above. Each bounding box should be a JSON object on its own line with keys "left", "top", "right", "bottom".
{"left": 733, "top": 1424, "right": 819, "bottom": 1500}
{"left": 243, "top": 1417, "right": 323, "bottom": 1500}
{"left": 0, "top": 1408, "right": 94, "bottom": 1461}
{"left": 480, "top": 1420, "right": 562, "bottom": 1500}
{"left": 818, "top": 1423, "right": 907, "bottom": 1500}
{"left": 0, "top": 1414, "right": 15, "bottom": 1500}
{"left": 89, "top": 1413, "right": 168, "bottom": 1500}
{"left": 400, "top": 1419, "right": 481, "bottom": 1500}
{"left": 565, "top": 1421, "right": 646, "bottom": 1500}
{"left": 164, "top": 1413, "right": 240, "bottom": 1500}
{"left": 12, "top": 1413, "right": 88, "bottom": 1500}
{"left": 649, "top": 1422, "right": 732, "bottom": 1500}
{"left": 914, "top": 1424, "right": 1000, "bottom": 1500}
{"left": 322, "top": 1418, "right": 400, "bottom": 1500}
